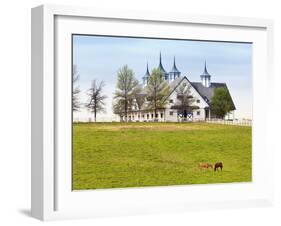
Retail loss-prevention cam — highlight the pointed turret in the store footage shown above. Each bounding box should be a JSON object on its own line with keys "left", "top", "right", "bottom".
{"left": 158, "top": 52, "right": 169, "bottom": 80}
{"left": 171, "top": 56, "right": 180, "bottom": 73}
{"left": 169, "top": 56, "right": 181, "bottom": 80}
{"left": 200, "top": 60, "right": 211, "bottom": 87}
{"left": 142, "top": 62, "right": 150, "bottom": 85}
{"left": 202, "top": 61, "right": 210, "bottom": 76}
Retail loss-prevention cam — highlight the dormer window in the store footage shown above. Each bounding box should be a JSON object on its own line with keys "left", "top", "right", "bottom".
{"left": 197, "top": 99, "right": 200, "bottom": 103}
{"left": 169, "top": 99, "right": 173, "bottom": 103}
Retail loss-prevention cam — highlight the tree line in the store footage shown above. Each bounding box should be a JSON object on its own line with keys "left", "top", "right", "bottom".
{"left": 73, "top": 64, "right": 234, "bottom": 122}
{"left": 113, "top": 65, "right": 172, "bottom": 122}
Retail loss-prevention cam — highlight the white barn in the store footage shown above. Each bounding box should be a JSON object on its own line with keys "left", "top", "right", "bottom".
{"left": 118, "top": 53, "right": 235, "bottom": 122}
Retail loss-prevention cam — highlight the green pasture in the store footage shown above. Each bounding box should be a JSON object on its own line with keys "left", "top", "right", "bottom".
{"left": 73, "top": 122, "right": 251, "bottom": 190}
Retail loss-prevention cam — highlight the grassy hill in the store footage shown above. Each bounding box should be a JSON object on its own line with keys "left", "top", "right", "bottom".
{"left": 72, "top": 122, "right": 251, "bottom": 190}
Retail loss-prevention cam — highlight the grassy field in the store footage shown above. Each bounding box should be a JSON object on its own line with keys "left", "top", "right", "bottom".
{"left": 73, "top": 122, "right": 252, "bottom": 190}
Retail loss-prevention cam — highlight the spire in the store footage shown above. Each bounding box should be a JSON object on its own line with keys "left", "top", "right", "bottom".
{"left": 170, "top": 56, "right": 180, "bottom": 73}
{"left": 143, "top": 62, "right": 150, "bottom": 86}
{"left": 144, "top": 62, "right": 150, "bottom": 77}
{"left": 158, "top": 52, "right": 167, "bottom": 73}
{"left": 202, "top": 60, "right": 210, "bottom": 76}
{"left": 200, "top": 60, "right": 211, "bottom": 87}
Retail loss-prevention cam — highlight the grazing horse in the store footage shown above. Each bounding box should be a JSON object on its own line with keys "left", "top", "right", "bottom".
{"left": 199, "top": 163, "right": 213, "bottom": 170}
{"left": 214, "top": 162, "right": 223, "bottom": 172}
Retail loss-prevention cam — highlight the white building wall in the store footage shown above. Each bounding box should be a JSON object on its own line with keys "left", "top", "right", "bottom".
{"left": 126, "top": 110, "right": 167, "bottom": 122}
{"left": 164, "top": 78, "right": 209, "bottom": 122}
{"left": 192, "top": 108, "right": 206, "bottom": 121}
{"left": 164, "top": 108, "right": 178, "bottom": 122}
{"left": 119, "top": 77, "right": 211, "bottom": 122}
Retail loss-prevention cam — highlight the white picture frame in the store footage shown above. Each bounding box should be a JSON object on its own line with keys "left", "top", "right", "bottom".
{"left": 31, "top": 4, "right": 274, "bottom": 221}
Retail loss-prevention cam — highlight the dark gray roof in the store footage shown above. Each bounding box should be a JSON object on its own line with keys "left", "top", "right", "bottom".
{"left": 166, "top": 76, "right": 212, "bottom": 107}
{"left": 191, "top": 82, "right": 236, "bottom": 110}
{"left": 168, "top": 76, "right": 183, "bottom": 90}
{"left": 140, "top": 75, "right": 235, "bottom": 110}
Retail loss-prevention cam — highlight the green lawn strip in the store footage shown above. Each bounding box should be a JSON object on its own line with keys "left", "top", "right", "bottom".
{"left": 73, "top": 122, "right": 251, "bottom": 190}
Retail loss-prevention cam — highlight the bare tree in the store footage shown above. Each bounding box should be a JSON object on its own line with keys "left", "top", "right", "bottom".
{"left": 86, "top": 80, "right": 107, "bottom": 122}
{"left": 113, "top": 99, "right": 125, "bottom": 120}
{"left": 146, "top": 68, "right": 170, "bottom": 121}
{"left": 72, "top": 65, "right": 81, "bottom": 111}
{"left": 113, "top": 65, "right": 138, "bottom": 122}
{"left": 133, "top": 85, "right": 146, "bottom": 117}
{"left": 171, "top": 83, "right": 199, "bottom": 119}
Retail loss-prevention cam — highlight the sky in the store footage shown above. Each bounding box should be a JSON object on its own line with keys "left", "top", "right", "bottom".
{"left": 72, "top": 35, "right": 252, "bottom": 121}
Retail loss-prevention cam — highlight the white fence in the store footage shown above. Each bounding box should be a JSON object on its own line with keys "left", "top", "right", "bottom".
{"left": 206, "top": 118, "right": 252, "bottom": 126}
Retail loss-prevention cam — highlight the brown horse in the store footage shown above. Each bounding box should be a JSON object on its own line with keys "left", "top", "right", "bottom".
{"left": 199, "top": 163, "right": 213, "bottom": 170}
{"left": 214, "top": 162, "right": 223, "bottom": 172}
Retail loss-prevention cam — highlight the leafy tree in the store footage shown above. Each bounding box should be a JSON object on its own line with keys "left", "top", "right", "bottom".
{"left": 113, "top": 65, "right": 138, "bottom": 122}
{"left": 72, "top": 65, "right": 81, "bottom": 111}
{"left": 171, "top": 83, "right": 199, "bottom": 114}
{"left": 113, "top": 99, "right": 125, "bottom": 119}
{"left": 211, "top": 87, "right": 233, "bottom": 119}
{"left": 133, "top": 85, "right": 146, "bottom": 114}
{"left": 113, "top": 98, "right": 135, "bottom": 120}
{"left": 86, "top": 80, "right": 107, "bottom": 122}
{"left": 146, "top": 68, "right": 170, "bottom": 121}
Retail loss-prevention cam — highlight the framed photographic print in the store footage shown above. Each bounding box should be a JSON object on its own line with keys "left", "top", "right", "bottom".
{"left": 31, "top": 4, "right": 274, "bottom": 221}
